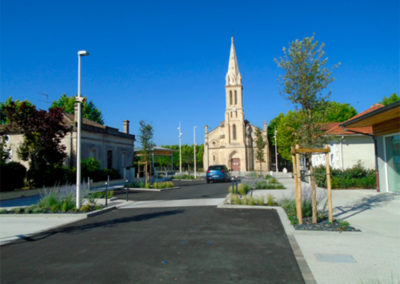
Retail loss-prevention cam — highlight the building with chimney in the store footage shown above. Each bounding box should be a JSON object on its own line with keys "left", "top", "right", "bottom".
{"left": 2, "top": 112, "right": 135, "bottom": 176}
{"left": 203, "top": 38, "right": 270, "bottom": 172}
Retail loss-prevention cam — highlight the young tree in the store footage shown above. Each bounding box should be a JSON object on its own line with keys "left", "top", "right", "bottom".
{"left": 4, "top": 101, "right": 68, "bottom": 187}
{"left": 255, "top": 128, "right": 266, "bottom": 173}
{"left": 138, "top": 120, "right": 155, "bottom": 180}
{"left": 51, "top": 94, "right": 104, "bottom": 125}
{"left": 380, "top": 93, "right": 399, "bottom": 106}
{"left": 275, "top": 34, "right": 339, "bottom": 223}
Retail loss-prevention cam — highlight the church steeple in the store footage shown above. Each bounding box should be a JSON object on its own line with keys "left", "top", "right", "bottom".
{"left": 225, "top": 37, "right": 242, "bottom": 86}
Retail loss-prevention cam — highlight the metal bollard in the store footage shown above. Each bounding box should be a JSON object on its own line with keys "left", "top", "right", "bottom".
{"left": 125, "top": 179, "right": 129, "bottom": 201}
{"left": 105, "top": 175, "right": 109, "bottom": 207}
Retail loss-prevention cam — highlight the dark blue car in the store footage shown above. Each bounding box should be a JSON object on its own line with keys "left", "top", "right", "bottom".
{"left": 206, "top": 165, "right": 230, "bottom": 183}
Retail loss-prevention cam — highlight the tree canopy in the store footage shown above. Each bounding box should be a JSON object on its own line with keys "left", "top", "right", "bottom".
{"left": 51, "top": 94, "right": 104, "bottom": 125}
{"left": 322, "top": 101, "right": 357, "bottom": 122}
{"left": 379, "top": 93, "right": 399, "bottom": 106}
{"left": 274, "top": 34, "right": 339, "bottom": 148}
{"left": 3, "top": 100, "right": 69, "bottom": 186}
{"left": 0, "top": 97, "right": 33, "bottom": 125}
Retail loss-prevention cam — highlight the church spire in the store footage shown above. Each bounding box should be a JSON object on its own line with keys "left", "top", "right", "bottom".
{"left": 225, "top": 37, "right": 242, "bottom": 86}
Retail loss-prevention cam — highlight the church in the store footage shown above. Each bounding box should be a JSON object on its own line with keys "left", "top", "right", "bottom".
{"left": 203, "top": 38, "right": 270, "bottom": 172}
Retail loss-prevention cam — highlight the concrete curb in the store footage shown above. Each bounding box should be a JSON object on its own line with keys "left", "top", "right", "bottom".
{"left": 217, "top": 202, "right": 316, "bottom": 284}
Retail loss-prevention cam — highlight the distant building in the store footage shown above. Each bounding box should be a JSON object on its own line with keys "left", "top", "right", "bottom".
{"left": 342, "top": 101, "right": 400, "bottom": 193}
{"left": 203, "top": 38, "right": 270, "bottom": 172}
{"left": 2, "top": 109, "right": 135, "bottom": 176}
{"left": 312, "top": 106, "right": 381, "bottom": 170}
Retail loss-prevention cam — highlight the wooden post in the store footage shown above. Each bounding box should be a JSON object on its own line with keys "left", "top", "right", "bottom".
{"left": 295, "top": 145, "right": 303, "bottom": 224}
{"left": 324, "top": 145, "right": 333, "bottom": 223}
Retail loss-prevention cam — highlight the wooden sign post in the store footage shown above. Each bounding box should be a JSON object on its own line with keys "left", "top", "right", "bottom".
{"left": 291, "top": 145, "right": 333, "bottom": 224}
{"left": 324, "top": 145, "right": 333, "bottom": 223}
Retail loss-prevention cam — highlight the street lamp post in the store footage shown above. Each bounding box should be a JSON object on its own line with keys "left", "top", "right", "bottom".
{"left": 274, "top": 127, "right": 278, "bottom": 173}
{"left": 193, "top": 126, "right": 197, "bottom": 179}
{"left": 178, "top": 122, "right": 182, "bottom": 174}
{"left": 76, "top": 50, "right": 89, "bottom": 209}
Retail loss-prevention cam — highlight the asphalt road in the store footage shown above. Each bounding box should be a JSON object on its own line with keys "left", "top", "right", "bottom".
{"left": 114, "top": 180, "right": 231, "bottom": 201}
{"left": 1, "top": 182, "right": 305, "bottom": 283}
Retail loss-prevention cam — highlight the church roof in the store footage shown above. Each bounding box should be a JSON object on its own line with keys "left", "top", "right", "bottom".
{"left": 225, "top": 37, "right": 242, "bottom": 86}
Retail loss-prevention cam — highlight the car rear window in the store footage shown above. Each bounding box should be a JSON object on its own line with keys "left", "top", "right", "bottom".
{"left": 209, "top": 166, "right": 224, "bottom": 170}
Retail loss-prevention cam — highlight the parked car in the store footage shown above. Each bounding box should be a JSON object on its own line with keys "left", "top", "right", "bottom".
{"left": 206, "top": 165, "right": 231, "bottom": 183}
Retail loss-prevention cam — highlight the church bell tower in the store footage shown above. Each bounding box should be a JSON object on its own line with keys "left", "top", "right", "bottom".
{"left": 225, "top": 37, "right": 244, "bottom": 145}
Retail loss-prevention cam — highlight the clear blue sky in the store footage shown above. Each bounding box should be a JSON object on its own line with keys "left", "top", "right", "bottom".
{"left": 1, "top": 0, "right": 399, "bottom": 146}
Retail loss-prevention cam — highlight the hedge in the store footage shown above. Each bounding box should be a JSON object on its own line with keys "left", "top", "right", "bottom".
{"left": 314, "top": 162, "right": 376, "bottom": 189}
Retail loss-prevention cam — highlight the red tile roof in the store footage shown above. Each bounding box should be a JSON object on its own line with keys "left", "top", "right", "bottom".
{"left": 325, "top": 123, "right": 372, "bottom": 135}
{"left": 322, "top": 104, "right": 384, "bottom": 136}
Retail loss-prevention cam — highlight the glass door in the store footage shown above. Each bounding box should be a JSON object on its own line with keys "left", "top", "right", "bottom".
{"left": 385, "top": 134, "right": 400, "bottom": 192}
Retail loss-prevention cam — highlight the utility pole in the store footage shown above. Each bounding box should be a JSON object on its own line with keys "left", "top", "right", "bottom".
{"left": 193, "top": 126, "right": 197, "bottom": 179}
{"left": 178, "top": 122, "right": 183, "bottom": 173}
{"left": 274, "top": 127, "right": 278, "bottom": 173}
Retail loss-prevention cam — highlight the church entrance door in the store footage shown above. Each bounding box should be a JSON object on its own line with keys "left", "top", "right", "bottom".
{"left": 231, "top": 158, "right": 240, "bottom": 171}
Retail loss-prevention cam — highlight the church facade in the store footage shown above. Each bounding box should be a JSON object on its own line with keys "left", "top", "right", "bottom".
{"left": 203, "top": 38, "right": 270, "bottom": 172}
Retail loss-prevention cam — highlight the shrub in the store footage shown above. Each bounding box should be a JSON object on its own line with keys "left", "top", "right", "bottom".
{"left": 0, "top": 161, "right": 26, "bottom": 191}
{"left": 314, "top": 162, "right": 376, "bottom": 189}
{"left": 228, "top": 183, "right": 251, "bottom": 195}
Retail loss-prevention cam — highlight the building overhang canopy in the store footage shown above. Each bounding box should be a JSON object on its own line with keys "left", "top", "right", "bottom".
{"left": 341, "top": 101, "right": 400, "bottom": 128}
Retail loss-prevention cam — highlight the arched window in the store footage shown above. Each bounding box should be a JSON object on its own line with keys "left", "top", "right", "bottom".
{"left": 232, "top": 124, "right": 237, "bottom": 140}
{"left": 229, "top": 91, "right": 232, "bottom": 105}
{"left": 234, "top": 90, "right": 237, "bottom": 104}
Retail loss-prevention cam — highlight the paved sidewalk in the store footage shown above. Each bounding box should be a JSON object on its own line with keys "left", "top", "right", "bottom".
{"left": 252, "top": 176, "right": 400, "bottom": 284}
{"left": 0, "top": 199, "right": 130, "bottom": 245}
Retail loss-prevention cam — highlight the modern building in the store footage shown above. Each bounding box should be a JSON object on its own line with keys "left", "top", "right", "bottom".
{"left": 341, "top": 101, "right": 400, "bottom": 192}
{"left": 203, "top": 38, "right": 270, "bottom": 172}
{"left": 2, "top": 110, "right": 135, "bottom": 176}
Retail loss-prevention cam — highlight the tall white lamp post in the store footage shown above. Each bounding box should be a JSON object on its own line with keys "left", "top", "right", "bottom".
{"left": 76, "top": 50, "right": 89, "bottom": 209}
{"left": 274, "top": 127, "right": 278, "bottom": 173}
{"left": 193, "top": 126, "right": 197, "bottom": 179}
{"left": 178, "top": 122, "right": 183, "bottom": 174}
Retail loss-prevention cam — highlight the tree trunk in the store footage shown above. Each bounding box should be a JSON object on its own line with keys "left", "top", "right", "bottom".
{"left": 309, "top": 161, "right": 318, "bottom": 224}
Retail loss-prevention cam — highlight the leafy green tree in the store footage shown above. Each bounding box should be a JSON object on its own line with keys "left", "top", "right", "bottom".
{"left": 0, "top": 97, "right": 33, "bottom": 125}
{"left": 3, "top": 101, "right": 69, "bottom": 187}
{"left": 51, "top": 94, "right": 104, "bottom": 124}
{"left": 255, "top": 128, "right": 266, "bottom": 173}
{"left": 322, "top": 101, "right": 357, "bottom": 122}
{"left": 380, "top": 93, "right": 399, "bottom": 106}
{"left": 275, "top": 34, "right": 339, "bottom": 223}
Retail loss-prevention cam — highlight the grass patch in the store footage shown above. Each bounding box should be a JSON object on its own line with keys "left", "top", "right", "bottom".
{"left": 254, "top": 181, "right": 285, "bottom": 189}
{"left": 90, "top": 190, "right": 114, "bottom": 199}
{"left": 129, "top": 181, "right": 174, "bottom": 189}
{"left": 173, "top": 174, "right": 195, "bottom": 180}
{"left": 228, "top": 194, "right": 265, "bottom": 206}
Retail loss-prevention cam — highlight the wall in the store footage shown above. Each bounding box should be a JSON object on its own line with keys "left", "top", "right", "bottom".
{"left": 312, "top": 135, "right": 375, "bottom": 170}
{"left": 66, "top": 129, "right": 134, "bottom": 175}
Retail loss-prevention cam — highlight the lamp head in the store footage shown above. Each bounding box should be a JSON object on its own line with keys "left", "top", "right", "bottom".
{"left": 78, "top": 50, "right": 89, "bottom": 56}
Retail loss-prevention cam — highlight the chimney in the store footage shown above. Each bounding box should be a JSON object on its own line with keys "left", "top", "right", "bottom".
{"left": 123, "top": 120, "right": 130, "bottom": 134}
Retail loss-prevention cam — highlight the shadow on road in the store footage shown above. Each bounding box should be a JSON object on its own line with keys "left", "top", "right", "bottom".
{"left": 6, "top": 209, "right": 185, "bottom": 245}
